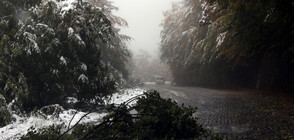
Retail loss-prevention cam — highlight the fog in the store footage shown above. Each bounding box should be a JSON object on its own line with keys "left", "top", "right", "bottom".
{"left": 112, "top": 0, "right": 180, "bottom": 58}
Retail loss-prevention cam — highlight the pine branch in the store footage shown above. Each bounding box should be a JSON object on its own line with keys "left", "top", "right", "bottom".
{"left": 56, "top": 105, "right": 107, "bottom": 140}
{"left": 56, "top": 109, "right": 94, "bottom": 140}
{"left": 67, "top": 110, "right": 79, "bottom": 130}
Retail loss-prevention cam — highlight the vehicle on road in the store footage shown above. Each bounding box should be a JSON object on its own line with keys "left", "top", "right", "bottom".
{"left": 155, "top": 76, "right": 165, "bottom": 85}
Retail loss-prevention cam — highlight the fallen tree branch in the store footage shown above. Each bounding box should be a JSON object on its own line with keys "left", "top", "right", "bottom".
{"left": 57, "top": 94, "right": 145, "bottom": 140}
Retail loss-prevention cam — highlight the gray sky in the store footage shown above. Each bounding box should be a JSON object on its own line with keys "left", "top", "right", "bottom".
{"left": 111, "top": 0, "right": 180, "bottom": 58}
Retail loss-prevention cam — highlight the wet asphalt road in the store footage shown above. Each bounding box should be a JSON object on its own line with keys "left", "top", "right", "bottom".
{"left": 143, "top": 83, "right": 294, "bottom": 139}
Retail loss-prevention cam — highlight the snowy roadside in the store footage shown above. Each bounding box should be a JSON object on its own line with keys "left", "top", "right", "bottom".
{"left": 0, "top": 88, "right": 145, "bottom": 140}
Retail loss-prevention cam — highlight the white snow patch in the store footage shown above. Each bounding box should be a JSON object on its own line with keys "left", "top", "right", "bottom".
{"left": 23, "top": 32, "right": 40, "bottom": 54}
{"left": 75, "top": 34, "right": 86, "bottom": 46}
{"left": 0, "top": 111, "right": 106, "bottom": 140}
{"left": 0, "top": 88, "right": 145, "bottom": 140}
{"left": 199, "top": 2, "right": 209, "bottom": 24}
{"left": 43, "top": 0, "right": 77, "bottom": 16}
{"left": 60, "top": 56, "right": 67, "bottom": 65}
{"left": 36, "top": 23, "right": 48, "bottom": 28}
{"left": 68, "top": 27, "right": 74, "bottom": 37}
{"left": 144, "top": 82, "right": 156, "bottom": 85}
{"left": 78, "top": 74, "right": 88, "bottom": 83}
{"left": 66, "top": 97, "right": 78, "bottom": 104}
{"left": 56, "top": 0, "right": 77, "bottom": 15}
{"left": 216, "top": 31, "right": 227, "bottom": 48}
{"left": 81, "top": 63, "right": 87, "bottom": 71}
{"left": 52, "top": 69, "right": 59, "bottom": 75}
{"left": 59, "top": 110, "right": 107, "bottom": 128}
{"left": 106, "top": 88, "right": 145, "bottom": 105}
{"left": 0, "top": 114, "right": 55, "bottom": 140}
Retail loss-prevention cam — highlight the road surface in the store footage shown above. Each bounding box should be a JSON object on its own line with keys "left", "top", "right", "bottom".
{"left": 143, "top": 83, "right": 294, "bottom": 139}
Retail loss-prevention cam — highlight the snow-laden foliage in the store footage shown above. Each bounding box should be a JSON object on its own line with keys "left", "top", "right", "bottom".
{"left": 160, "top": 0, "right": 294, "bottom": 90}
{"left": 161, "top": 0, "right": 219, "bottom": 67}
{"left": 160, "top": 0, "right": 221, "bottom": 85}
{"left": 87, "top": 0, "right": 132, "bottom": 85}
{"left": 0, "top": 0, "right": 131, "bottom": 112}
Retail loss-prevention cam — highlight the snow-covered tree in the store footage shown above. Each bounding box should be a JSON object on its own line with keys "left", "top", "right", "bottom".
{"left": 160, "top": 0, "right": 221, "bottom": 85}
{"left": 0, "top": 0, "right": 131, "bottom": 111}
{"left": 87, "top": 0, "right": 132, "bottom": 84}
{"left": 161, "top": 0, "right": 294, "bottom": 91}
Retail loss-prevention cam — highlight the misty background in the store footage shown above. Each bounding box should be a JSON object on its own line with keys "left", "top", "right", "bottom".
{"left": 112, "top": 0, "right": 179, "bottom": 82}
{"left": 112, "top": 0, "right": 179, "bottom": 58}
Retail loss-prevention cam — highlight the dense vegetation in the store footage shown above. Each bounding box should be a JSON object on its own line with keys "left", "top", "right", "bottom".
{"left": 0, "top": 0, "right": 131, "bottom": 112}
{"left": 21, "top": 91, "right": 215, "bottom": 140}
{"left": 161, "top": 0, "right": 294, "bottom": 92}
{"left": 0, "top": 0, "right": 133, "bottom": 131}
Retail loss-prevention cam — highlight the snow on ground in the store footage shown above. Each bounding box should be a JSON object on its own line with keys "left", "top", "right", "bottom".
{"left": 0, "top": 88, "right": 145, "bottom": 140}
{"left": 144, "top": 82, "right": 156, "bottom": 85}
{"left": 107, "top": 88, "right": 145, "bottom": 105}
{"left": 144, "top": 81, "right": 171, "bottom": 85}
